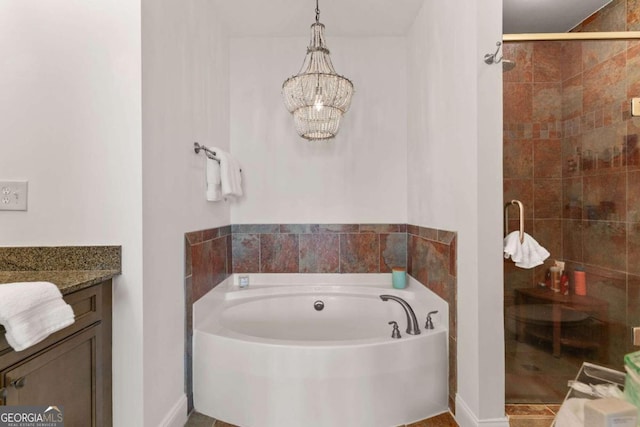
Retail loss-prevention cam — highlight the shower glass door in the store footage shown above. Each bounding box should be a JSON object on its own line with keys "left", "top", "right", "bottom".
{"left": 503, "top": 34, "right": 640, "bottom": 403}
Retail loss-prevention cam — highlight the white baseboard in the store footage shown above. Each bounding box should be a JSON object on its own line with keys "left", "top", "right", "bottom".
{"left": 455, "top": 394, "right": 509, "bottom": 427}
{"left": 158, "top": 394, "right": 188, "bottom": 427}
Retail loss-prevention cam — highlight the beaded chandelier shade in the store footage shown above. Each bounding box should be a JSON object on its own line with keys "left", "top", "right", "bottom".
{"left": 282, "top": 0, "right": 354, "bottom": 141}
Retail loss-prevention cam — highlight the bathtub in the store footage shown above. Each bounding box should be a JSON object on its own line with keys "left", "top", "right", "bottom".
{"left": 193, "top": 274, "right": 449, "bottom": 427}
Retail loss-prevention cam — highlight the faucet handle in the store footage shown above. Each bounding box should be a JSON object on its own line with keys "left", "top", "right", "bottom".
{"left": 388, "top": 321, "right": 401, "bottom": 339}
{"left": 425, "top": 310, "right": 438, "bottom": 329}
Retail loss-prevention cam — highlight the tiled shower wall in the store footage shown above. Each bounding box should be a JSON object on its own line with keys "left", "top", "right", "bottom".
{"left": 184, "top": 223, "right": 458, "bottom": 413}
{"left": 503, "top": 0, "right": 640, "bottom": 370}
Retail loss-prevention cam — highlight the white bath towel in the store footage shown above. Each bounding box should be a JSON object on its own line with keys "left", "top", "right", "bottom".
{"left": 206, "top": 157, "right": 222, "bottom": 202}
{"left": 503, "top": 231, "right": 550, "bottom": 269}
{"left": 0, "top": 282, "right": 75, "bottom": 351}
{"left": 214, "top": 148, "right": 243, "bottom": 198}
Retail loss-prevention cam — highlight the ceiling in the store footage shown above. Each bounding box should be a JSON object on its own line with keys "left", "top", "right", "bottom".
{"left": 212, "top": 0, "right": 425, "bottom": 37}
{"left": 503, "top": 0, "right": 613, "bottom": 33}
{"left": 212, "top": 0, "right": 614, "bottom": 38}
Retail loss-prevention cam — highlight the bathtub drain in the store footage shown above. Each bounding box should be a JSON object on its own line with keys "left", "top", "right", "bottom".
{"left": 314, "top": 300, "right": 324, "bottom": 311}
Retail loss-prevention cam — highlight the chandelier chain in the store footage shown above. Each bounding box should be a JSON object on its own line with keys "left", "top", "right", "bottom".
{"left": 315, "top": 0, "right": 320, "bottom": 23}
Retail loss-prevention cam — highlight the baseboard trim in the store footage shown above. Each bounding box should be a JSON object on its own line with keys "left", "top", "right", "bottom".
{"left": 158, "top": 394, "right": 188, "bottom": 427}
{"left": 455, "top": 394, "right": 509, "bottom": 427}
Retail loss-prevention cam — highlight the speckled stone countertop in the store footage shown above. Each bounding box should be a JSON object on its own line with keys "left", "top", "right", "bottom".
{"left": 0, "top": 246, "right": 121, "bottom": 295}
{"left": 0, "top": 270, "right": 120, "bottom": 295}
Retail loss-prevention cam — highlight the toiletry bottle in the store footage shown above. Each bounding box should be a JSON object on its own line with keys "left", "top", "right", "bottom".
{"left": 560, "top": 271, "right": 569, "bottom": 295}
{"left": 574, "top": 267, "right": 586, "bottom": 296}
{"left": 550, "top": 266, "right": 561, "bottom": 292}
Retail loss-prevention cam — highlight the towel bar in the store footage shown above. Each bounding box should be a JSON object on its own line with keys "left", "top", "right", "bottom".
{"left": 194, "top": 142, "right": 242, "bottom": 172}
{"left": 505, "top": 199, "right": 524, "bottom": 243}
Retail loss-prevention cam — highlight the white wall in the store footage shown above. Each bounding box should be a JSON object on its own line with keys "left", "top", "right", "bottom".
{"left": 229, "top": 37, "right": 407, "bottom": 224}
{"left": 0, "top": 1, "right": 144, "bottom": 426}
{"left": 407, "top": 0, "right": 506, "bottom": 425}
{"left": 141, "top": 0, "right": 231, "bottom": 425}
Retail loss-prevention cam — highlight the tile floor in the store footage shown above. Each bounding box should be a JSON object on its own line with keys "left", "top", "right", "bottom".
{"left": 184, "top": 411, "right": 459, "bottom": 427}
{"left": 506, "top": 404, "right": 560, "bottom": 427}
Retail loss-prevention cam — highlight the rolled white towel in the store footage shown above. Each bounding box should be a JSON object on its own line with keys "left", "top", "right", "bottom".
{"left": 503, "top": 231, "right": 550, "bottom": 269}
{"left": 0, "top": 282, "right": 75, "bottom": 351}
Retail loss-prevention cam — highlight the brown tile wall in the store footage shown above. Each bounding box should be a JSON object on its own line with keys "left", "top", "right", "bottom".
{"left": 406, "top": 225, "right": 457, "bottom": 413}
{"left": 184, "top": 225, "right": 232, "bottom": 413}
{"left": 231, "top": 224, "right": 407, "bottom": 273}
{"left": 504, "top": 0, "right": 640, "bottom": 398}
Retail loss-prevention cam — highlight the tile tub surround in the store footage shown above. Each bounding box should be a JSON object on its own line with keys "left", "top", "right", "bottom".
{"left": 407, "top": 225, "right": 458, "bottom": 413}
{"left": 184, "top": 225, "right": 232, "bottom": 413}
{"left": 231, "top": 223, "right": 407, "bottom": 274}
{"left": 184, "top": 223, "right": 458, "bottom": 414}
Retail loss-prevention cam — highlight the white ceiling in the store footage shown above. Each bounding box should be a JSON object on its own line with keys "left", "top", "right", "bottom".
{"left": 503, "top": 0, "right": 613, "bottom": 33}
{"left": 212, "top": 0, "right": 426, "bottom": 37}
{"left": 212, "top": 0, "right": 614, "bottom": 38}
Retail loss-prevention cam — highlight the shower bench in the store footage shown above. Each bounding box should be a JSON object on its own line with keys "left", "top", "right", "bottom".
{"left": 513, "top": 287, "right": 609, "bottom": 362}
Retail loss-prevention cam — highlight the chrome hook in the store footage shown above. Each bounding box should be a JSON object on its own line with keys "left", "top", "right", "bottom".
{"left": 484, "top": 41, "right": 504, "bottom": 65}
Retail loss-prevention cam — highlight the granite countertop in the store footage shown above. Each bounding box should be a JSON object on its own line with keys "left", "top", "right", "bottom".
{"left": 0, "top": 245, "right": 121, "bottom": 295}
{"left": 0, "top": 270, "right": 120, "bottom": 295}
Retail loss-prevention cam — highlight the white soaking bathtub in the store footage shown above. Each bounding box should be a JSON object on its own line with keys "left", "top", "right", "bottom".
{"left": 193, "top": 274, "right": 449, "bottom": 427}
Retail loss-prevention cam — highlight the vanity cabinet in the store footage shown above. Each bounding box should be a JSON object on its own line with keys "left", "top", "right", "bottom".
{"left": 0, "top": 280, "right": 112, "bottom": 427}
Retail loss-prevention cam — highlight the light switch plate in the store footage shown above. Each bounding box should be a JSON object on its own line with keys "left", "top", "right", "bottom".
{"left": 632, "top": 98, "right": 640, "bottom": 117}
{"left": 0, "top": 181, "right": 28, "bottom": 211}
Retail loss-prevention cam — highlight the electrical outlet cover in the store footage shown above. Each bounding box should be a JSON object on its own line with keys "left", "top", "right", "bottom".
{"left": 0, "top": 181, "right": 28, "bottom": 211}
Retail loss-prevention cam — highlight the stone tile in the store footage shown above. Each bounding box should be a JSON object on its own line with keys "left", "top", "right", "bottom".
{"left": 339, "top": 233, "right": 379, "bottom": 273}
{"left": 407, "top": 224, "right": 420, "bottom": 236}
{"left": 628, "top": 170, "right": 640, "bottom": 223}
{"left": 438, "top": 230, "right": 456, "bottom": 245}
{"left": 533, "top": 83, "right": 562, "bottom": 122}
{"left": 449, "top": 335, "right": 457, "bottom": 404}
{"left": 213, "top": 422, "right": 238, "bottom": 427}
{"left": 231, "top": 234, "right": 260, "bottom": 273}
{"left": 629, "top": 0, "right": 640, "bottom": 30}
{"left": 219, "top": 225, "right": 232, "bottom": 237}
{"left": 279, "top": 224, "right": 319, "bottom": 234}
{"left": 408, "top": 235, "right": 429, "bottom": 286}
{"left": 532, "top": 220, "right": 561, "bottom": 260}
{"left": 184, "top": 412, "right": 215, "bottom": 427}
{"left": 192, "top": 238, "right": 228, "bottom": 302}
{"left": 186, "top": 230, "right": 204, "bottom": 245}
{"left": 628, "top": 223, "right": 640, "bottom": 276}
{"left": 231, "top": 224, "right": 279, "bottom": 234}
{"left": 583, "top": 40, "right": 626, "bottom": 71}
{"left": 226, "top": 235, "right": 233, "bottom": 275}
{"left": 359, "top": 224, "right": 403, "bottom": 233}
{"left": 533, "top": 140, "right": 562, "bottom": 178}
{"left": 562, "top": 177, "right": 583, "bottom": 220}
{"left": 561, "top": 136, "right": 582, "bottom": 178}
{"left": 260, "top": 233, "right": 299, "bottom": 273}
{"left": 504, "top": 83, "right": 533, "bottom": 123}
{"left": 504, "top": 139, "right": 534, "bottom": 180}
{"left": 508, "top": 418, "right": 554, "bottom": 427}
{"left": 503, "top": 42, "right": 533, "bottom": 84}
{"left": 407, "top": 412, "right": 458, "bottom": 427}
{"left": 583, "top": 172, "right": 626, "bottom": 221}
{"left": 561, "top": 41, "right": 582, "bottom": 82}
{"left": 533, "top": 179, "right": 562, "bottom": 219}
{"left": 449, "top": 236, "right": 457, "bottom": 277}
{"left": 380, "top": 233, "right": 407, "bottom": 272}
{"left": 546, "top": 405, "right": 562, "bottom": 415}
{"left": 504, "top": 179, "right": 534, "bottom": 219}
{"left": 505, "top": 405, "right": 554, "bottom": 416}
{"left": 318, "top": 224, "right": 359, "bottom": 233}
{"left": 299, "top": 234, "right": 339, "bottom": 273}
{"left": 533, "top": 42, "right": 562, "bottom": 83}
{"left": 202, "top": 228, "right": 219, "bottom": 241}
{"left": 419, "top": 226, "right": 439, "bottom": 241}
{"left": 185, "top": 237, "right": 192, "bottom": 277}
{"left": 583, "top": 52, "right": 626, "bottom": 108}
{"left": 583, "top": 220, "right": 627, "bottom": 271}
{"left": 562, "top": 219, "right": 583, "bottom": 263}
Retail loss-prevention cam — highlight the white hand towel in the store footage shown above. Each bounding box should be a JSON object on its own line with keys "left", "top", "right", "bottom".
{"left": 503, "top": 231, "right": 550, "bottom": 269}
{"left": 206, "top": 157, "right": 222, "bottom": 201}
{"left": 214, "top": 148, "right": 243, "bottom": 198}
{"left": 0, "top": 281, "right": 75, "bottom": 351}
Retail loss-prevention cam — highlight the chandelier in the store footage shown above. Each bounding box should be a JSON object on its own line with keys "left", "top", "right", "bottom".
{"left": 282, "top": 0, "right": 354, "bottom": 141}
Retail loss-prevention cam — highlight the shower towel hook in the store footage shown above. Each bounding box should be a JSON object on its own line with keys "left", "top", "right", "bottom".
{"left": 504, "top": 199, "right": 525, "bottom": 243}
{"left": 484, "top": 41, "right": 505, "bottom": 65}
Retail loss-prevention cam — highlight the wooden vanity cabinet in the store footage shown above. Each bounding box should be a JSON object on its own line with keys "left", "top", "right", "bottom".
{"left": 0, "top": 280, "right": 112, "bottom": 427}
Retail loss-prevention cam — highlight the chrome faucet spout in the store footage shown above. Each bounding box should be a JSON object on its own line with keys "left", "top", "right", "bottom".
{"left": 380, "top": 295, "right": 421, "bottom": 335}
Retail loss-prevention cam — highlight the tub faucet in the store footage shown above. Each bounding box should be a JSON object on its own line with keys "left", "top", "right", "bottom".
{"left": 380, "top": 295, "right": 421, "bottom": 335}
